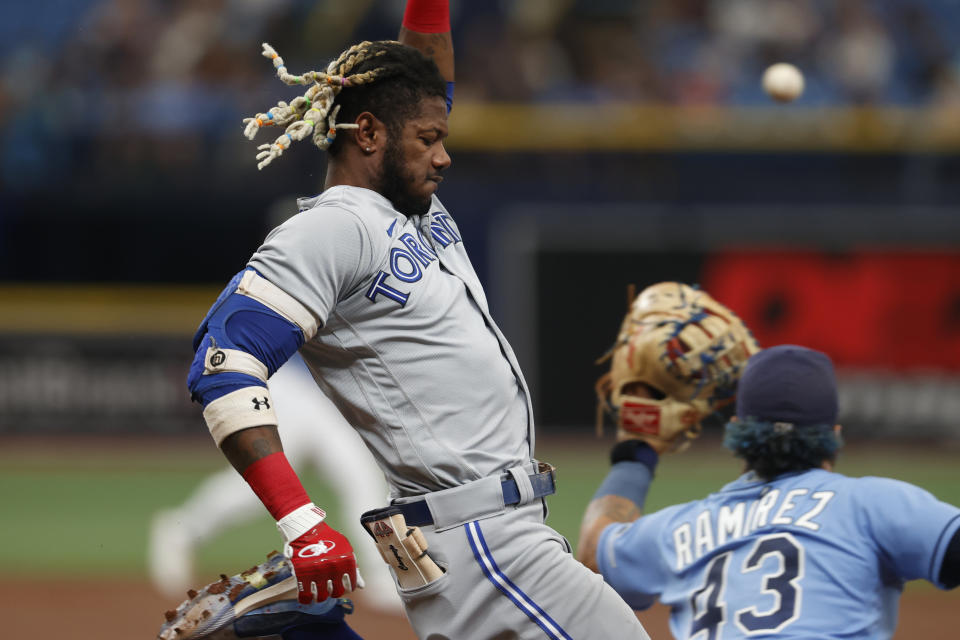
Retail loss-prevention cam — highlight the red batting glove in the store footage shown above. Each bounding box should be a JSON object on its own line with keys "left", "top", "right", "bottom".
{"left": 277, "top": 503, "right": 359, "bottom": 604}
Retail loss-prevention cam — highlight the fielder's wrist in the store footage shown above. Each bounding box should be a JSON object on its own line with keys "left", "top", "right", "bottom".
{"left": 277, "top": 502, "right": 327, "bottom": 544}
{"left": 610, "top": 439, "right": 659, "bottom": 471}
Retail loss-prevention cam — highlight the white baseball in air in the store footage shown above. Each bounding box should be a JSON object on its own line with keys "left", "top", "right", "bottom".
{"left": 762, "top": 63, "right": 805, "bottom": 103}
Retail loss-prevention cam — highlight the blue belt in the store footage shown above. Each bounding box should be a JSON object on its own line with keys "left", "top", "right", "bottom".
{"left": 396, "top": 463, "right": 557, "bottom": 527}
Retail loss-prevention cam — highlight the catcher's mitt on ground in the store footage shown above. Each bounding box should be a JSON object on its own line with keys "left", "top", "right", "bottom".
{"left": 596, "top": 282, "right": 759, "bottom": 453}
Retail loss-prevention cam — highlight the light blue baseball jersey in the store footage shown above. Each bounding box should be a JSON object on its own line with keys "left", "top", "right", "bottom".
{"left": 597, "top": 468, "right": 960, "bottom": 639}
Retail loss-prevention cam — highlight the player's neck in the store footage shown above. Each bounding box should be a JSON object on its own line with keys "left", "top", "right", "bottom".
{"left": 324, "top": 161, "right": 377, "bottom": 193}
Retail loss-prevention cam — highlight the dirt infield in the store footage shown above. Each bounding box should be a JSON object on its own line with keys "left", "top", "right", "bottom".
{"left": 2, "top": 579, "right": 953, "bottom": 639}
{"left": 3, "top": 579, "right": 414, "bottom": 640}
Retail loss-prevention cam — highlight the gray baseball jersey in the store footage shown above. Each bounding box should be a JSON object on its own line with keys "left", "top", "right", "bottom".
{"left": 250, "top": 185, "right": 651, "bottom": 639}
{"left": 248, "top": 185, "right": 534, "bottom": 497}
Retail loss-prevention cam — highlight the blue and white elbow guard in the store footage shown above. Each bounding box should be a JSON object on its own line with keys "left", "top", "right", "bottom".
{"left": 187, "top": 269, "right": 318, "bottom": 446}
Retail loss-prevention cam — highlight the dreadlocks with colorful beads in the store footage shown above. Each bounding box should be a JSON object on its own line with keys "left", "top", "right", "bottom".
{"left": 243, "top": 40, "right": 447, "bottom": 170}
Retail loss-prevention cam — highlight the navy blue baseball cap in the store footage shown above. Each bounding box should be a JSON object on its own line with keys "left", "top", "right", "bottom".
{"left": 736, "top": 345, "right": 839, "bottom": 426}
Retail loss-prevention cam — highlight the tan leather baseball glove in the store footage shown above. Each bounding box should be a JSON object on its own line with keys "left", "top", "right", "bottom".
{"left": 596, "top": 282, "right": 759, "bottom": 453}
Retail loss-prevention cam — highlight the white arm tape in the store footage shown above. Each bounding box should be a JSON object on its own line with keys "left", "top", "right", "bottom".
{"left": 204, "top": 347, "right": 268, "bottom": 381}
{"left": 277, "top": 503, "right": 327, "bottom": 544}
{"left": 237, "top": 270, "right": 318, "bottom": 340}
{"left": 203, "top": 387, "right": 278, "bottom": 446}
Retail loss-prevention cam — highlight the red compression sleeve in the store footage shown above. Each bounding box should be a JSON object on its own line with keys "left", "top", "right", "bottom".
{"left": 241, "top": 452, "right": 310, "bottom": 520}
{"left": 402, "top": 0, "right": 450, "bottom": 33}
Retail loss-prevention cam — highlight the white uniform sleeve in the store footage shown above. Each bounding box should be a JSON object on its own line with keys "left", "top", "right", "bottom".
{"left": 248, "top": 205, "right": 376, "bottom": 327}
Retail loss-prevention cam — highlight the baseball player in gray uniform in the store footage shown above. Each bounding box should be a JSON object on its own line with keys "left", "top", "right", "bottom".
{"left": 167, "top": 2, "right": 651, "bottom": 639}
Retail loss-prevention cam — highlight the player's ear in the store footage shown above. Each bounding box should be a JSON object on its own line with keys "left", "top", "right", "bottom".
{"left": 353, "top": 112, "right": 383, "bottom": 154}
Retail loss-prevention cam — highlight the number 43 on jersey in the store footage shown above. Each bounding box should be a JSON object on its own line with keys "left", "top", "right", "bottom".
{"left": 690, "top": 533, "right": 803, "bottom": 639}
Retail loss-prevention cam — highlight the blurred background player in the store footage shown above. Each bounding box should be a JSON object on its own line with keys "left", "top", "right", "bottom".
{"left": 148, "top": 352, "right": 401, "bottom": 613}
{"left": 579, "top": 342, "right": 960, "bottom": 639}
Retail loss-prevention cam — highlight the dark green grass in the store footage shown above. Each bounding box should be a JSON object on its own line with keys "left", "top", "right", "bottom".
{"left": 2, "top": 436, "right": 959, "bottom": 580}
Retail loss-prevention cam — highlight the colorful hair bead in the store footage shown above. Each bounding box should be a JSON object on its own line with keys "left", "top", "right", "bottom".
{"left": 247, "top": 41, "right": 379, "bottom": 168}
